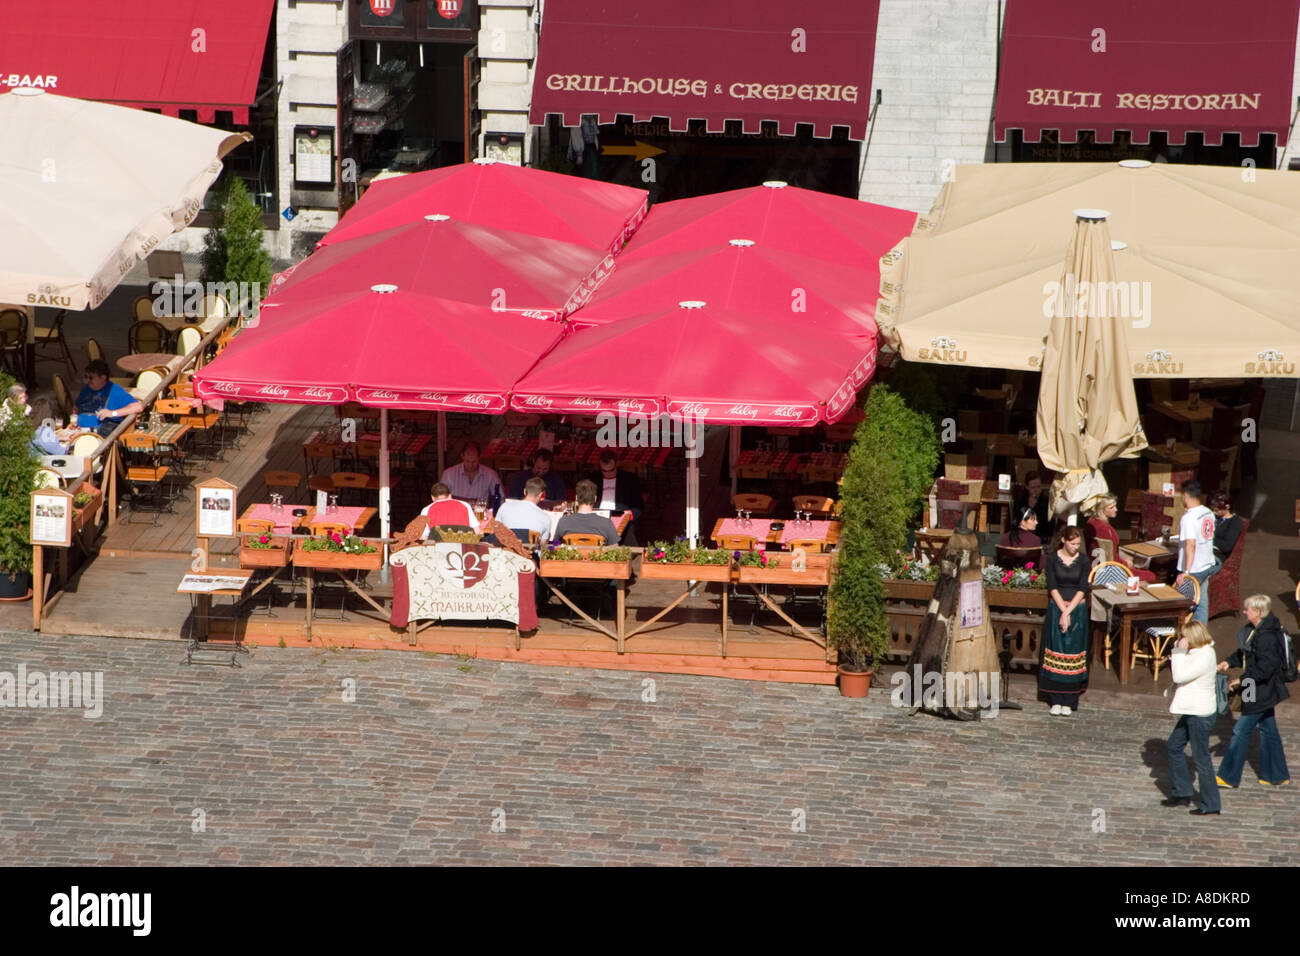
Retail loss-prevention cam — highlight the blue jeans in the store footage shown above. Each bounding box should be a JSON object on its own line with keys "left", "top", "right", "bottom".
{"left": 1188, "top": 560, "right": 1218, "bottom": 623}
{"left": 1167, "top": 714, "right": 1220, "bottom": 812}
{"left": 1217, "top": 708, "right": 1291, "bottom": 786}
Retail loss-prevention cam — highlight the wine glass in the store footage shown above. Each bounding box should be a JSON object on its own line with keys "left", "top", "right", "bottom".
{"left": 735, "top": 507, "right": 743, "bottom": 525}
{"left": 270, "top": 493, "right": 283, "bottom": 514}
{"left": 328, "top": 494, "right": 339, "bottom": 515}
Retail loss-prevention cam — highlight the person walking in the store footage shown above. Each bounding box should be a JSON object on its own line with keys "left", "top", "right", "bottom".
{"left": 1162, "top": 620, "right": 1221, "bottom": 815}
{"left": 1216, "top": 594, "right": 1291, "bottom": 788}
{"left": 1038, "top": 525, "right": 1090, "bottom": 716}
{"left": 1174, "top": 480, "right": 1217, "bottom": 623}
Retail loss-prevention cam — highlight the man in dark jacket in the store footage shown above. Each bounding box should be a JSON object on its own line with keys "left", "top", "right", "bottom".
{"left": 587, "top": 450, "right": 644, "bottom": 546}
{"left": 1216, "top": 593, "right": 1291, "bottom": 789}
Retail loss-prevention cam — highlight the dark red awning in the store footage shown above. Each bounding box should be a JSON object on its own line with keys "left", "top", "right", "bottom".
{"left": 995, "top": 0, "right": 1300, "bottom": 146}
{"left": 529, "top": 0, "right": 881, "bottom": 139}
{"left": 0, "top": 0, "right": 274, "bottom": 124}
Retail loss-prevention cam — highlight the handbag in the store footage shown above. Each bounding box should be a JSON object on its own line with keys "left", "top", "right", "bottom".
{"left": 1215, "top": 671, "right": 1230, "bottom": 716}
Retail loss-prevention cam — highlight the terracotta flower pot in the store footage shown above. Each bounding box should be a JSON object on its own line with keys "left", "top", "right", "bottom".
{"left": 836, "top": 666, "right": 872, "bottom": 698}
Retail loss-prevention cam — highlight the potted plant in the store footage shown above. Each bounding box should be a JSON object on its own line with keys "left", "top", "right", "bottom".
{"left": 292, "top": 531, "right": 383, "bottom": 571}
{"left": 0, "top": 373, "right": 38, "bottom": 600}
{"left": 240, "top": 529, "right": 291, "bottom": 568}
{"left": 827, "top": 384, "right": 939, "bottom": 696}
{"left": 640, "top": 538, "right": 733, "bottom": 582}
{"left": 879, "top": 548, "right": 941, "bottom": 600}
{"left": 980, "top": 562, "right": 1049, "bottom": 610}
{"left": 538, "top": 544, "right": 633, "bottom": 579}
{"left": 70, "top": 487, "right": 103, "bottom": 534}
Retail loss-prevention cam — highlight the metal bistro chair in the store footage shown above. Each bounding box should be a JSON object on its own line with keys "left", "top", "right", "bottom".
{"left": 128, "top": 319, "right": 168, "bottom": 355}
{"left": 121, "top": 431, "right": 173, "bottom": 523}
{"left": 1089, "top": 560, "right": 1133, "bottom": 672}
{"left": 1130, "top": 575, "right": 1200, "bottom": 681}
{"left": 717, "top": 533, "right": 764, "bottom": 630}
{"left": 0, "top": 309, "right": 27, "bottom": 379}
{"left": 557, "top": 533, "right": 609, "bottom": 626}
{"left": 783, "top": 537, "right": 828, "bottom": 624}
{"left": 51, "top": 373, "right": 75, "bottom": 422}
{"left": 33, "top": 309, "right": 77, "bottom": 379}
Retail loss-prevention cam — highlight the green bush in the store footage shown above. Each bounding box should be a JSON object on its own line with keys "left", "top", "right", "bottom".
{"left": 0, "top": 371, "right": 38, "bottom": 578}
{"left": 201, "top": 177, "right": 271, "bottom": 312}
{"left": 828, "top": 384, "right": 940, "bottom": 670}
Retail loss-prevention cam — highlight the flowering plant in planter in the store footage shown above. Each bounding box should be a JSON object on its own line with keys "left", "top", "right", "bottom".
{"left": 244, "top": 533, "right": 278, "bottom": 550}
{"left": 647, "top": 538, "right": 730, "bottom": 565}
{"left": 73, "top": 491, "right": 96, "bottom": 509}
{"left": 734, "top": 550, "right": 779, "bottom": 568}
{"left": 544, "top": 544, "right": 631, "bottom": 562}
{"left": 982, "top": 562, "right": 1046, "bottom": 589}
{"left": 301, "top": 532, "right": 378, "bottom": 555}
{"left": 882, "top": 548, "right": 939, "bottom": 582}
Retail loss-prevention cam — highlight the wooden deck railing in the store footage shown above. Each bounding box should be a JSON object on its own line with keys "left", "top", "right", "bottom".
{"left": 34, "top": 314, "right": 239, "bottom": 629}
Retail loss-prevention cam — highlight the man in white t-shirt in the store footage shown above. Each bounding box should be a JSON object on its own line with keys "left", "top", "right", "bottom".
{"left": 495, "top": 476, "right": 553, "bottom": 547}
{"left": 1175, "top": 480, "right": 1217, "bottom": 623}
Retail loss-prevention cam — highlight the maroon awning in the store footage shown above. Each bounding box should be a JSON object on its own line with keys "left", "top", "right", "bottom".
{"left": 995, "top": 0, "right": 1300, "bottom": 146}
{"left": 529, "top": 0, "right": 881, "bottom": 139}
{"left": 0, "top": 0, "right": 274, "bottom": 125}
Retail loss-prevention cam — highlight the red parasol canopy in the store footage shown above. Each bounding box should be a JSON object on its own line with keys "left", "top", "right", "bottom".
{"left": 266, "top": 215, "right": 615, "bottom": 319}
{"left": 194, "top": 284, "right": 564, "bottom": 412}
{"left": 618, "top": 180, "right": 917, "bottom": 271}
{"left": 322, "top": 159, "right": 649, "bottom": 255}
{"left": 511, "top": 299, "right": 874, "bottom": 425}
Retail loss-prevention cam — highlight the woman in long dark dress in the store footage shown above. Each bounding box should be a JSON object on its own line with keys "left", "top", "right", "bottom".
{"left": 1039, "top": 525, "right": 1091, "bottom": 716}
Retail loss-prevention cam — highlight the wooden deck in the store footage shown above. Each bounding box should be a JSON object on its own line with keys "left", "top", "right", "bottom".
{"left": 38, "top": 552, "right": 836, "bottom": 684}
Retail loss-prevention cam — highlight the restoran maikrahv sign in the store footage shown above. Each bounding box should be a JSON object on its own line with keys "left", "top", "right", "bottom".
{"left": 389, "top": 543, "right": 537, "bottom": 631}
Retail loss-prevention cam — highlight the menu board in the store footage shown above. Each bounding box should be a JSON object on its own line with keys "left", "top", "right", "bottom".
{"left": 30, "top": 489, "right": 73, "bottom": 547}
{"left": 295, "top": 128, "right": 335, "bottom": 185}
{"left": 195, "top": 479, "right": 237, "bottom": 538}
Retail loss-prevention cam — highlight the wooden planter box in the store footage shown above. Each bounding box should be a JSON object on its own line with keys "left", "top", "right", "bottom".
{"left": 240, "top": 537, "right": 291, "bottom": 569}
{"left": 292, "top": 540, "right": 383, "bottom": 571}
{"left": 538, "top": 559, "right": 632, "bottom": 580}
{"left": 883, "top": 578, "right": 1048, "bottom": 612}
{"left": 640, "top": 561, "right": 733, "bottom": 583}
{"left": 737, "top": 564, "right": 830, "bottom": 587}
{"left": 70, "top": 490, "right": 103, "bottom": 532}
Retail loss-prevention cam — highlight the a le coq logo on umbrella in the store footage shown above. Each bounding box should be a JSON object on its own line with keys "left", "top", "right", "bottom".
{"left": 370, "top": 0, "right": 395, "bottom": 16}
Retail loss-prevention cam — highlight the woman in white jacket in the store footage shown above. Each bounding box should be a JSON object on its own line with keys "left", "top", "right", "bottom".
{"left": 1162, "top": 620, "right": 1221, "bottom": 815}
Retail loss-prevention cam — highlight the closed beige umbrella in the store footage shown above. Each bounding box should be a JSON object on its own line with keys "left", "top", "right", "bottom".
{"left": 877, "top": 160, "right": 1300, "bottom": 379}
{"left": 0, "top": 88, "right": 248, "bottom": 311}
{"left": 1037, "top": 210, "right": 1147, "bottom": 518}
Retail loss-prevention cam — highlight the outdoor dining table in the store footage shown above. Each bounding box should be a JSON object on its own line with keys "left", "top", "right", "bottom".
{"left": 1142, "top": 441, "right": 1200, "bottom": 468}
{"left": 117, "top": 352, "right": 182, "bottom": 377}
{"left": 711, "top": 516, "right": 841, "bottom": 548}
{"left": 1148, "top": 398, "right": 1220, "bottom": 443}
{"left": 1092, "top": 581, "right": 1195, "bottom": 685}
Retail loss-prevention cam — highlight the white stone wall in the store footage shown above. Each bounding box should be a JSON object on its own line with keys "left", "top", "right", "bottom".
{"left": 857, "top": 0, "right": 1002, "bottom": 213}
{"left": 478, "top": 0, "right": 539, "bottom": 161}
{"left": 275, "top": 0, "right": 348, "bottom": 258}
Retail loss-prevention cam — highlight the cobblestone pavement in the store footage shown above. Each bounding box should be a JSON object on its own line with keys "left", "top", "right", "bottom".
{"left": 0, "top": 630, "right": 1295, "bottom": 866}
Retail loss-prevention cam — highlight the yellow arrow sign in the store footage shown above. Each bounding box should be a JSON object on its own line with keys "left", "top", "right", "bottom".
{"left": 600, "top": 141, "right": 666, "bottom": 161}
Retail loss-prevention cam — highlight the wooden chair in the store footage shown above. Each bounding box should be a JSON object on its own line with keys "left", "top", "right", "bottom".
{"left": 792, "top": 495, "right": 835, "bottom": 516}
{"left": 132, "top": 368, "right": 166, "bottom": 400}
{"left": 732, "top": 493, "right": 774, "bottom": 516}
{"left": 33, "top": 309, "right": 77, "bottom": 379}
{"left": 176, "top": 326, "right": 202, "bottom": 357}
{"left": 121, "top": 432, "right": 172, "bottom": 523}
{"left": 0, "top": 309, "right": 26, "bottom": 379}
{"left": 785, "top": 538, "right": 825, "bottom": 553}
{"left": 716, "top": 534, "right": 758, "bottom": 551}
{"left": 51, "top": 373, "right": 75, "bottom": 421}
{"left": 1089, "top": 561, "right": 1134, "bottom": 671}
{"left": 179, "top": 404, "right": 224, "bottom": 462}
{"left": 331, "top": 471, "right": 371, "bottom": 506}
{"left": 128, "top": 320, "right": 167, "bottom": 354}
{"left": 237, "top": 517, "right": 275, "bottom": 537}
{"left": 303, "top": 438, "right": 337, "bottom": 476}
{"left": 307, "top": 520, "right": 352, "bottom": 538}
{"left": 914, "top": 530, "right": 950, "bottom": 563}
{"left": 562, "top": 533, "right": 605, "bottom": 547}
{"left": 264, "top": 470, "right": 303, "bottom": 502}
{"left": 1131, "top": 575, "right": 1199, "bottom": 680}
{"left": 132, "top": 296, "right": 158, "bottom": 324}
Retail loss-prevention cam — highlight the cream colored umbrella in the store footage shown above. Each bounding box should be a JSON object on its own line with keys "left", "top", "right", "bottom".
{"left": 1037, "top": 211, "right": 1148, "bottom": 518}
{"left": 877, "top": 160, "right": 1300, "bottom": 379}
{"left": 0, "top": 88, "right": 249, "bottom": 310}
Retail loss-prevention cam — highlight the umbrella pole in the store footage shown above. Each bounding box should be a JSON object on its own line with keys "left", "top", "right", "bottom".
{"left": 686, "top": 422, "right": 701, "bottom": 547}
{"left": 379, "top": 408, "right": 391, "bottom": 583}
{"left": 437, "top": 411, "right": 446, "bottom": 476}
{"left": 729, "top": 425, "right": 740, "bottom": 498}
